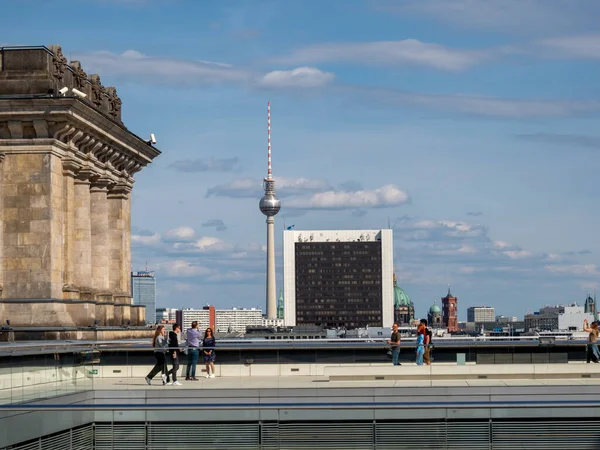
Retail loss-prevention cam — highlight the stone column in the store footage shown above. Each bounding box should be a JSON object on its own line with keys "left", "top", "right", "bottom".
{"left": 73, "top": 169, "right": 93, "bottom": 300}
{"left": 108, "top": 183, "right": 132, "bottom": 325}
{"left": 0, "top": 153, "right": 4, "bottom": 298}
{"left": 61, "top": 159, "right": 80, "bottom": 299}
{"left": 90, "top": 177, "right": 112, "bottom": 301}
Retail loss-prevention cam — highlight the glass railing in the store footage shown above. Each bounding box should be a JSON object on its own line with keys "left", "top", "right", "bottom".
{"left": 0, "top": 338, "right": 593, "bottom": 406}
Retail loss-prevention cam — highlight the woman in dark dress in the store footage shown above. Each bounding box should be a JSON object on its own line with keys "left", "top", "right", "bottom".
{"left": 203, "top": 327, "right": 216, "bottom": 378}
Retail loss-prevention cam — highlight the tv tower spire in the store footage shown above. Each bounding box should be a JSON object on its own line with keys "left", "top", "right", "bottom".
{"left": 259, "top": 101, "right": 281, "bottom": 320}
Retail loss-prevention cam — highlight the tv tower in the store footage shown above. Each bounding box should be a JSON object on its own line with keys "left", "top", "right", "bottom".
{"left": 259, "top": 101, "right": 281, "bottom": 319}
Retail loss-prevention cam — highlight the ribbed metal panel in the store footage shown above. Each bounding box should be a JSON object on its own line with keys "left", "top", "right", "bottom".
{"left": 376, "top": 421, "right": 446, "bottom": 449}
{"left": 40, "top": 431, "right": 70, "bottom": 450}
{"left": 262, "top": 422, "right": 374, "bottom": 449}
{"left": 261, "top": 422, "right": 280, "bottom": 450}
{"left": 94, "top": 423, "right": 146, "bottom": 450}
{"left": 492, "top": 420, "right": 600, "bottom": 450}
{"left": 448, "top": 421, "right": 490, "bottom": 449}
{"left": 72, "top": 424, "right": 94, "bottom": 450}
{"left": 6, "top": 440, "right": 40, "bottom": 450}
{"left": 147, "top": 423, "right": 259, "bottom": 449}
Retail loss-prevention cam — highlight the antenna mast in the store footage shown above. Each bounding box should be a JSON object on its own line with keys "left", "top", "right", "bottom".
{"left": 267, "top": 101, "right": 272, "bottom": 180}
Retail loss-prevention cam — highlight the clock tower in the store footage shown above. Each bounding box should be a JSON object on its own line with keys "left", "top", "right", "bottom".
{"left": 442, "top": 285, "right": 458, "bottom": 332}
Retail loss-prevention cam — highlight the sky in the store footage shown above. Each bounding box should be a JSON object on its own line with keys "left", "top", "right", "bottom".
{"left": 3, "top": 0, "right": 600, "bottom": 320}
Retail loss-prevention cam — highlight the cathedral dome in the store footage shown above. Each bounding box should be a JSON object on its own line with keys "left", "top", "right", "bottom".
{"left": 393, "top": 275, "right": 412, "bottom": 308}
{"left": 429, "top": 303, "right": 441, "bottom": 314}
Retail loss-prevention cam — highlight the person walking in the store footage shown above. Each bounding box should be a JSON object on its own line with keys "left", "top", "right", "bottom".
{"left": 166, "top": 323, "right": 182, "bottom": 385}
{"left": 145, "top": 325, "right": 168, "bottom": 385}
{"left": 387, "top": 323, "right": 401, "bottom": 366}
{"left": 584, "top": 319, "right": 599, "bottom": 363}
{"left": 203, "top": 327, "right": 216, "bottom": 378}
{"left": 416, "top": 320, "right": 426, "bottom": 366}
{"left": 423, "top": 319, "right": 432, "bottom": 366}
{"left": 185, "top": 321, "right": 201, "bottom": 381}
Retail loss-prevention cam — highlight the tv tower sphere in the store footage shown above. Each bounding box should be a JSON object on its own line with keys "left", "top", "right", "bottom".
{"left": 259, "top": 179, "right": 280, "bottom": 217}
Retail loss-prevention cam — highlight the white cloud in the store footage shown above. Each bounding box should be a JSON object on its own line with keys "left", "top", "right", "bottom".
{"left": 503, "top": 250, "right": 533, "bottom": 259}
{"left": 546, "top": 264, "right": 599, "bottom": 276}
{"left": 259, "top": 67, "right": 334, "bottom": 88}
{"left": 278, "top": 40, "right": 485, "bottom": 71}
{"left": 165, "top": 226, "right": 195, "bottom": 241}
{"left": 458, "top": 245, "right": 478, "bottom": 254}
{"left": 286, "top": 184, "right": 409, "bottom": 210}
{"left": 74, "top": 50, "right": 248, "bottom": 84}
{"left": 376, "top": 0, "right": 600, "bottom": 35}
{"left": 158, "top": 260, "right": 212, "bottom": 277}
{"left": 131, "top": 233, "right": 161, "bottom": 246}
{"left": 206, "top": 176, "right": 331, "bottom": 198}
{"left": 537, "top": 34, "right": 600, "bottom": 59}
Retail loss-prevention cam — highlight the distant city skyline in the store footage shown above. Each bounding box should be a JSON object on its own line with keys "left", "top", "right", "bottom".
{"left": 6, "top": 1, "right": 599, "bottom": 317}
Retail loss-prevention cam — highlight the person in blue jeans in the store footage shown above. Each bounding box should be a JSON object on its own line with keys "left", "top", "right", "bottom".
{"left": 416, "top": 320, "right": 426, "bottom": 366}
{"left": 387, "top": 323, "right": 401, "bottom": 366}
{"left": 185, "top": 321, "right": 202, "bottom": 380}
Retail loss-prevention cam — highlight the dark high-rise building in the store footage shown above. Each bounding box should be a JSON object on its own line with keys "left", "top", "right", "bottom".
{"left": 131, "top": 271, "right": 156, "bottom": 324}
{"left": 283, "top": 230, "right": 393, "bottom": 329}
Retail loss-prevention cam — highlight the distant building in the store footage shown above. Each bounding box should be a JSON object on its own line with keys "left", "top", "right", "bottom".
{"left": 442, "top": 286, "right": 458, "bottom": 332}
{"left": 177, "top": 306, "right": 215, "bottom": 332}
{"left": 277, "top": 290, "right": 284, "bottom": 320}
{"left": 393, "top": 274, "right": 414, "bottom": 326}
{"left": 131, "top": 271, "right": 156, "bottom": 324}
{"left": 558, "top": 305, "right": 594, "bottom": 331}
{"left": 428, "top": 303, "right": 443, "bottom": 328}
{"left": 283, "top": 229, "right": 394, "bottom": 329}
{"left": 584, "top": 295, "right": 597, "bottom": 320}
{"left": 524, "top": 305, "right": 565, "bottom": 332}
{"left": 216, "top": 308, "right": 263, "bottom": 333}
{"left": 156, "top": 307, "right": 178, "bottom": 324}
{"left": 496, "top": 315, "right": 518, "bottom": 323}
{"left": 467, "top": 306, "right": 495, "bottom": 323}
{"left": 177, "top": 306, "right": 263, "bottom": 334}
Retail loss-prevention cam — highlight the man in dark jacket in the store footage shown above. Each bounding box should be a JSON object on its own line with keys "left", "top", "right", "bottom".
{"left": 166, "top": 323, "right": 182, "bottom": 385}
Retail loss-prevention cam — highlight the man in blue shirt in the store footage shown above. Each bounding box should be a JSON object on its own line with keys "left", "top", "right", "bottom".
{"left": 185, "top": 321, "right": 202, "bottom": 380}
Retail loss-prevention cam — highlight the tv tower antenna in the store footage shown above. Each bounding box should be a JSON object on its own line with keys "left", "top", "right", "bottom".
{"left": 259, "top": 101, "right": 281, "bottom": 320}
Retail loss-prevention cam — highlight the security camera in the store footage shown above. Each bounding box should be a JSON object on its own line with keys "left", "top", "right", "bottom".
{"left": 147, "top": 133, "right": 156, "bottom": 145}
{"left": 72, "top": 88, "right": 87, "bottom": 99}
{"left": 58, "top": 87, "right": 69, "bottom": 96}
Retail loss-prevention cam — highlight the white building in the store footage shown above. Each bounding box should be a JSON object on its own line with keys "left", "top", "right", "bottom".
{"left": 283, "top": 229, "right": 394, "bottom": 329}
{"left": 215, "top": 308, "right": 263, "bottom": 333}
{"left": 558, "top": 305, "right": 594, "bottom": 331}
{"left": 467, "top": 306, "right": 495, "bottom": 323}
{"left": 178, "top": 308, "right": 211, "bottom": 332}
{"left": 178, "top": 307, "right": 265, "bottom": 334}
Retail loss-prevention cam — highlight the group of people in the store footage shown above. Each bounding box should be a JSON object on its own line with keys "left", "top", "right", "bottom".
{"left": 145, "top": 321, "right": 217, "bottom": 386}
{"left": 388, "top": 319, "right": 433, "bottom": 366}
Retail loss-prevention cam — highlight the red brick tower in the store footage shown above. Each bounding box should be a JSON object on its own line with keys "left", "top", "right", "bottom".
{"left": 442, "top": 285, "right": 458, "bottom": 332}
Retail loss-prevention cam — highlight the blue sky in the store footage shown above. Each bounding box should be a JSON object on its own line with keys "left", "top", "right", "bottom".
{"left": 4, "top": 0, "right": 600, "bottom": 320}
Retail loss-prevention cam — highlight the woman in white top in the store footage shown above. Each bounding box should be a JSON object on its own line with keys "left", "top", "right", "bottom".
{"left": 145, "top": 325, "right": 168, "bottom": 385}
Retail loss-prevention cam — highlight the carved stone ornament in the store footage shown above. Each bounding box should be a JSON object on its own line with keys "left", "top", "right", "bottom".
{"left": 70, "top": 61, "right": 88, "bottom": 90}
{"left": 0, "top": 153, "right": 5, "bottom": 164}
{"left": 106, "top": 87, "right": 122, "bottom": 119}
{"left": 90, "top": 74, "right": 106, "bottom": 108}
{"left": 50, "top": 45, "right": 68, "bottom": 82}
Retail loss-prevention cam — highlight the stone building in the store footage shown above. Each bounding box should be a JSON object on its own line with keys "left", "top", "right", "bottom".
{"left": 442, "top": 286, "right": 458, "bottom": 332}
{"left": 0, "top": 45, "right": 160, "bottom": 327}
{"left": 428, "top": 303, "right": 442, "bottom": 328}
{"left": 392, "top": 274, "right": 414, "bottom": 326}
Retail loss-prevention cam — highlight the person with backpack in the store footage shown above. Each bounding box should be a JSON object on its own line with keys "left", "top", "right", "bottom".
{"left": 416, "top": 320, "right": 426, "bottom": 366}
{"left": 166, "top": 323, "right": 183, "bottom": 385}
{"left": 423, "top": 319, "right": 432, "bottom": 366}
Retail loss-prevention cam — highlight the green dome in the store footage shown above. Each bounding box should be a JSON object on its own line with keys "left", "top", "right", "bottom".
{"left": 429, "top": 303, "right": 441, "bottom": 314}
{"left": 393, "top": 285, "right": 412, "bottom": 308}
